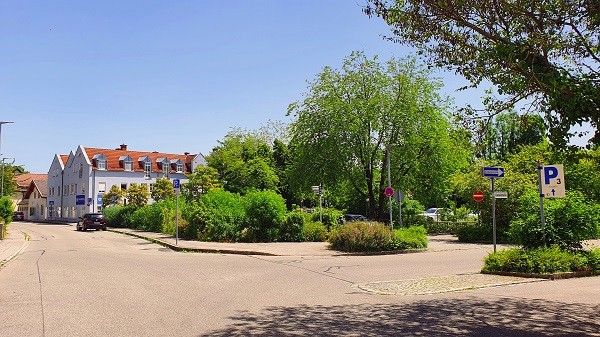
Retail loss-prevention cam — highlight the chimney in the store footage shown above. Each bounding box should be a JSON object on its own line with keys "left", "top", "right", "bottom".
{"left": 119, "top": 144, "right": 127, "bottom": 151}
{"left": 184, "top": 152, "right": 190, "bottom": 155}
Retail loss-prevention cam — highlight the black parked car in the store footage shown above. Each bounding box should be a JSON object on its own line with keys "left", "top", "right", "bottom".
{"left": 76, "top": 213, "right": 107, "bottom": 231}
{"left": 13, "top": 211, "right": 25, "bottom": 221}
{"left": 343, "top": 214, "right": 367, "bottom": 222}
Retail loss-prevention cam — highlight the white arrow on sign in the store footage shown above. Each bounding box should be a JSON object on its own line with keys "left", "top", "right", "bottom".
{"left": 483, "top": 167, "right": 505, "bottom": 178}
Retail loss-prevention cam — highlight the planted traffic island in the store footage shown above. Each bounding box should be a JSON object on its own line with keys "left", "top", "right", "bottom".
{"left": 482, "top": 245, "right": 600, "bottom": 280}
{"left": 328, "top": 222, "right": 428, "bottom": 254}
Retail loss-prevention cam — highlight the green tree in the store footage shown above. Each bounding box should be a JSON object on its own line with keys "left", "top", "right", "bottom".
{"left": 126, "top": 183, "right": 150, "bottom": 208}
{"left": 1, "top": 165, "right": 18, "bottom": 197}
{"left": 288, "top": 51, "right": 467, "bottom": 219}
{"left": 151, "top": 178, "right": 174, "bottom": 201}
{"left": 0, "top": 196, "right": 13, "bottom": 224}
{"left": 207, "top": 131, "right": 279, "bottom": 194}
{"left": 182, "top": 165, "right": 221, "bottom": 202}
{"left": 364, "top": 0, "right": 600, "bottom": 147}
{"left": 103, "top": 185, "right": 125, "bottom": 206}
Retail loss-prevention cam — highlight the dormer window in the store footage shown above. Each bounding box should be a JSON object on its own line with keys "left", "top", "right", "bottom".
{"left": 157, "top": 157, "right": 169, "bottom": 177}
{"left": 119, "top": 155, "right": 134, "bottom": 172}
{"left": 93, "top": 154, "right": 107, "bottom": 170}
{"left": 170, "top": 159, "right": 184, "bottom": 173}
{"left": 138, "top": 156, "right": 153, "bottom": 178}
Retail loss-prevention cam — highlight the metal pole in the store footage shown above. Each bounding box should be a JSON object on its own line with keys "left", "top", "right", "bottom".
{"left": 537, "top": 160, "right": 546, "bottom": 246}
{"left": 0, "top": 163, "right": 4, "bottom": 197}
{"left": 491, "top": 178, "right": 497, "bottom": 253}
{"left": 386, "top": 147, "right": 393, "bottom": 229}
{"left": 319, "top": 184, "right": 323, "bottom": 224}
{"left": 176, "top": 193, "right": 179, "bottom": 246}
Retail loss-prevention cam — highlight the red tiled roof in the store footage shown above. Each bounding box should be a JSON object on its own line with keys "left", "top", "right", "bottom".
{"left": 59, "top": 154, "right": 69, "bottom": 165}
{"left": 83, "top": 147, "right": 196, "bottom": 174}
{"left": 14, "top": 173, "right": 48, "bottom": 189}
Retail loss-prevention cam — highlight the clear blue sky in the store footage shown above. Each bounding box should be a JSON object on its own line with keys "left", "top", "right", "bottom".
{"left": 0, "top": 1, "right": 580, "bottom": 173}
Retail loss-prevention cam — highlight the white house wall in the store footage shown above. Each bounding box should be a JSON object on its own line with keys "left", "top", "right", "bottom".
{"left": 47, "top": 148, "right": 192, "bottom": 221}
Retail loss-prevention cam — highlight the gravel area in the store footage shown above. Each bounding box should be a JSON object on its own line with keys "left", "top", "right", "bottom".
{"left": 355, "top": 273, "right": 547, "bottom": 295}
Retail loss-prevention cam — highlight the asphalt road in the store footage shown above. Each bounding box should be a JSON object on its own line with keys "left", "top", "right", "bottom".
{"left": 1, "top": 222, "right": 599, "bottom": 336}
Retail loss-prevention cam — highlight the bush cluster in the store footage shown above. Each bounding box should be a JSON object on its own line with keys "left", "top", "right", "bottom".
{"left": 483, "top": 246, "right": 600, "bottom": 274}
{"left": 103, "top": 189, "right": 333, "bottom": 243}
{"left": 509, "top": 190, "right": 600, "bottom": 249}
{"left": 457, "top": 223, "right": 511, "bottom": 243}
{"left": 328, "top": 222, "right": 428, "bottom": 253}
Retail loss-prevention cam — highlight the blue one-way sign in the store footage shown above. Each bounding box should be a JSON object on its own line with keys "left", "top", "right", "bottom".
{"left": 482, "top": 166, "right": 505, "bottom": 178}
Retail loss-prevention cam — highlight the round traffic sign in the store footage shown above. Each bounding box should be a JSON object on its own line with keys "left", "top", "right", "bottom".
{"left": 384, "top": 187, "right": 394, "bottom": 197}
{"left": 473, "top": 190, "right": 485, "bottom": 202}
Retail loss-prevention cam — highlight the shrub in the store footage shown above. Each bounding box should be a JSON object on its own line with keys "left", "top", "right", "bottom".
{"left": 280, "top": 211, "right": 308, "bottom": 242}
{"left": 310, "top": 208, "right": 343, "bottom": 230}
{"left": 509, "top": 190, "right": 600, "bottom": 249}
{"left": 393, "top": 226, "right": 428, "bottom": 250}
{"left": 130, "top": 203, "right": 164, "bottom": 232}
{"left": 242, "top": 190, "right": 287, "bottom": 242}
{"left": 423, "top": 220, "right": 468, "bottom": 235}
{"left": 586, "top": 248, "right": 600, "bottom": 272}
{"left": 185, "top": 190, "right": 246, "bottom": 241}
{"left": 329, "top": 222, "right": 395, "bottom": 252}
{"left": 103, "top": 205, "right": 135, "bottom": 228}
{"left": 457, "top": 223, "right": 511, "bottom": 243}
{"left": 400, "top": 199, "right": 427, "bottom": 227}
{"left": 483, "top": 246, "right": 598, "bottom": 274}
{"left": 0, "top": 197, "right": 13, "bottom": 225}
{"left": 302, "top": 221, "right": 328, "bottom": 242}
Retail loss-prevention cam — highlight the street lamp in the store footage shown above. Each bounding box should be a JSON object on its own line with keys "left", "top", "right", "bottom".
{"left": 0, "top": 121, "right": 14, "bottom": 157}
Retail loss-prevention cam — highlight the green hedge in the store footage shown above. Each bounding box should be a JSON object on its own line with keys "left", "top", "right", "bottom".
{"left": 328, "top": 222, "right": 428, "bottom": 252}
{"left": 483, "top": 246, "right": 599, "bottom": 274}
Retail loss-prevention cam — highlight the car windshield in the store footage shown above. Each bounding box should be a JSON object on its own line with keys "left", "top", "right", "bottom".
{"left": 88, "top": 214, "right": 104, "bottom": 221}
{"left": 425, "top": 208, "right": 438, "bottom": 213}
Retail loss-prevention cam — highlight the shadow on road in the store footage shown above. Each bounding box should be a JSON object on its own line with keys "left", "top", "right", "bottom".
{"left": 199, "top": 297, "right": 600, "bottom": 336}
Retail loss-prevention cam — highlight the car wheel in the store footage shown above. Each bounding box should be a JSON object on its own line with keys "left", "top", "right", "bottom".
{"left": 76, "top": 224, "right": 81, "bottom": 231}
{"left": 101, "top": 227, "right": 107, "bottom": 231}
{"left": 81, "top": 224, "right": 86, "bottom": 231}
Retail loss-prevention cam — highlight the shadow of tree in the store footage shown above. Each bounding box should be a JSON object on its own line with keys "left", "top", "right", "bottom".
{"left": 200, "top": 297, "right": 600, "bottom": 336}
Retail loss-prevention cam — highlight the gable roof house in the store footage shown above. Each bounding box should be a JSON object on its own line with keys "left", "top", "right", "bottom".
{"left": 12, "top": 173, "right": 48, "bottom": 211}
{"left": 47, "top": 144, "right": 206, "bottom": 221}
{"left": 18, "top": 179, "right": 48, "bottom": 221}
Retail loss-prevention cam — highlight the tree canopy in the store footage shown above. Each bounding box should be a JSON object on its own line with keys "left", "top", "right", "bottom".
{"left": 288, "top": 51, "right": 468, "bottom": 219}
{"left": 364, "top": 0, "right": 600, "bottom": 147}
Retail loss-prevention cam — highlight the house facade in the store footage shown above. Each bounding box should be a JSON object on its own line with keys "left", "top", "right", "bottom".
{"left": 46, "top": 144, "right": 205, "bottom": 221}
{"left": 19, "top": 179, "right": 48, "bottom": 221}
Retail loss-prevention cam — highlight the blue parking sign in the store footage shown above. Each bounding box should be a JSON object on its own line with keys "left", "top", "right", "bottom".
{"left": 173, "top": 179, "right": 180, "bottom": 189}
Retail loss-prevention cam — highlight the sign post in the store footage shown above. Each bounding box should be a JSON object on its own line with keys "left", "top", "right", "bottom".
{"left": 394, "top": 190, "right": 404, "bottom": 227}
{"left": 173, "top": 179, "right": 180, "bottom": 246}
{"left": 538, "top": 162, "right": 566, "bottom": 246}
{"left": 482, "top": 167, "right": 505, "bottom": 253}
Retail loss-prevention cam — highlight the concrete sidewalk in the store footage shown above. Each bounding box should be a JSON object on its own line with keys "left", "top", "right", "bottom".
{"left": 108, "top": 227, "right": 509, "bottom": 256}
{"left": 0, "top": 225, "right": 29, "bottom": 268}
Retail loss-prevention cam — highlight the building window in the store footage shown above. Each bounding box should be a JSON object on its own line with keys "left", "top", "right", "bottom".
{"left": 98, "top": 182, "right": 106, "bottom": 193}
{"left": 176, "top": 163, "right": 184, "bottom": 173}
{"left": 120, "top": 183, "right": 127, "bottom": 190}
{"left": 64, "top": 185, "right": 68, "bottom": 195}
{"left": 78, "top": 163, "right": 83, "bottom": 178}
{"left": 144, "top": 161, "right": 152, "bottom": 178}
{"left": 97, "top": 160, "right": 106, "bottom": 170}
{"left": 124, "top": 161, "right": 133, "bottom": 171}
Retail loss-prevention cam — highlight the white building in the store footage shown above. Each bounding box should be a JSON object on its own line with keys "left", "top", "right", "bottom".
{"left": 17, "top": 179, "right": 48, "bottom": 221}
{"left": 46, "top": 144, "right": 205, "bottom": 221}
